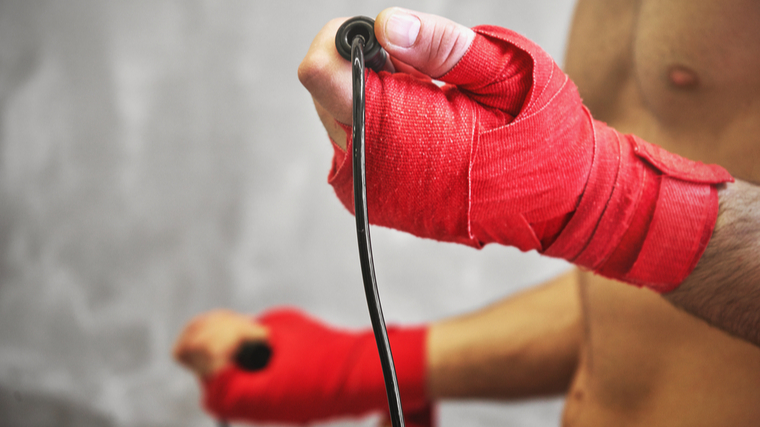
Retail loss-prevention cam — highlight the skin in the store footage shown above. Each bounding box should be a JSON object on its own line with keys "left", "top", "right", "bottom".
{"left": 175, "top": 2, "right": 760, "bottom": 425}
{"left": 557, "top": 1, "right": 760, "bottom": 424}
{"left": 669, "top": 180, "right": 760, "bottom": 346}
{"left": 173, "top": 309, "right": 268, "bottom": 379}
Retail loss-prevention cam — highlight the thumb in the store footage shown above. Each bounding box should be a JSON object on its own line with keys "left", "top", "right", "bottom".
{"left": 375, "top": 8, "right": 475, "bottom": 79}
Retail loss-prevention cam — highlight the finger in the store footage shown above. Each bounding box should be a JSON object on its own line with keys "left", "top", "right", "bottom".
{"left": 175, "top": 335, "right": 220, "bottom": 379}
{"left": 175, "top": 343, "right": 208, "bottom": 374}
{"left": 374, "top": 8, "right": 475, "bottom": 79}
{"left": 298, "top": 17, "right": 353, "bottom": 125}
{"left": 389, "top": 57, "right": 432, "bottom": 81}
{"left": 186, "top": 350, "right": 214, "bottom": 379}
{"left": 172, "top": 341, "right": 187, "bottom": 363}
{"left": 378, "top": 415, "right": 392, "bottom": 427}
{"left": 172, "top": 320, "right": 203, "bottom": 361}
{"left": 314, "top": 98, "right": 349, "bottom": 150}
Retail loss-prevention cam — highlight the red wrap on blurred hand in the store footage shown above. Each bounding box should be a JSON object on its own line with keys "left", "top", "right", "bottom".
{"left": 203, "top": 308, "right": 431, "bottom": 426}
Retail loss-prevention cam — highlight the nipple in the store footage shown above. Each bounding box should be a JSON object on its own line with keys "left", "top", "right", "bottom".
{"left": 667, "top": 65, "right": 700, "bottom": 89}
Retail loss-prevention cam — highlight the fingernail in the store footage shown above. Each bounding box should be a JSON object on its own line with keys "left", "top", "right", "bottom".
{"left": 385, "top": 10, "right": 420, "bottom": 48}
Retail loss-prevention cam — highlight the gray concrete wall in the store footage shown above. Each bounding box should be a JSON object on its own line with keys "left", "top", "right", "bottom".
{"left": 0, "top": 1, "right": 575, "bottom": 426}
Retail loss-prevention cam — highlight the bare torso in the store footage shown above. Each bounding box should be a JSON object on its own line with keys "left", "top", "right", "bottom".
{"left": 561, "top": 0, "right": 760, "bottom": 425}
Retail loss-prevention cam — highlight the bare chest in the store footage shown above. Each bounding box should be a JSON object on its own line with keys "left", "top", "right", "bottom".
{"left": 561, "top": 3, "right": 760, "bottom": 424}
{"left": 565, "top": 0, "right": 760, "bottom": 180}
{"left": 562, "top": 273, "right": 760, "bottom": 426}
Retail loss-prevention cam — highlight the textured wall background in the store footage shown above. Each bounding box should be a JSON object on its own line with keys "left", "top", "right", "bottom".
{"left": 0, "top": 1, "right": 574, "bottom": 426}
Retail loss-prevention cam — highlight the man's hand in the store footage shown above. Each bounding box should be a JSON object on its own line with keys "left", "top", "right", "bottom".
{"left": 179, "top": 308, "right": 429, "bottom": 425}
{"left": 173, "top": 309, "right": 269, "bottom": 380}
{"left": 298, "top": 8, "right": 732, "bottom": 293}
{"left": 298, "top": 8, "right": 475, "bottom": 150}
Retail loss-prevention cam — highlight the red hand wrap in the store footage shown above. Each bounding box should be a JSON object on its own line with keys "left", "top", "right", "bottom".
{"left": 202, "top": 308, "right": 430, "bottom": 425}
{"left": 328, "top": 26, "right": 732, "bottom": 292}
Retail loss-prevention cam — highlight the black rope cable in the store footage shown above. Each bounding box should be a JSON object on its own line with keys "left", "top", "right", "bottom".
{"left": 335, "top": 14, "right": 405, "bottom": 427}
{"left": 219, "top": 16, "right": 402, "bottom": 427}
{"left": 348, "top": 31, "right": 406, "bottom": 427}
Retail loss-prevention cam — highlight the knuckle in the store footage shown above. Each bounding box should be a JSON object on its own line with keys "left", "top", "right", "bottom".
{"left": 299, "top": 17, "right": 347, "bottom": 90}
{"left": 298, "top": 50, "right": 330, "bottom": 90}
{"left": 432, "top": 26, "right": 465, "bottom": 74}
{"left": 422, "top": 20, "right": 473, "bottom": 77}
{"left": 327, "top": 17, "right": 347, "bottom": 29}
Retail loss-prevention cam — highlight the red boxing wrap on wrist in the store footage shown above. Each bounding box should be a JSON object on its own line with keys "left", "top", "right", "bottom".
{"left": 202, "top": 308, "right": 430, "bottom": 425}
{"left": 328, "top": 26, "right": 733, "bottom": 292}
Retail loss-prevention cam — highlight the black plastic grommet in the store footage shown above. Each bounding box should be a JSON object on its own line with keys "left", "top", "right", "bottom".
{"left": 234, "top": 341, "right": 272, "bottom": 372}
{"left": 335, "top": 16, "right": 388, "bottom": 72}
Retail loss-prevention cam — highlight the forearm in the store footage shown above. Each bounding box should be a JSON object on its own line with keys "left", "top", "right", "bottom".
{"left": 666, "top": 179, "right": 760, "bottom": 346}
{"left": 427, "top": 270, "right": 582, "bottom": 400}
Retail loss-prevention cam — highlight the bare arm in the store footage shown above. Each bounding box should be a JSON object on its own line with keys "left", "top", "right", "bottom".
{"left": 427, "top": 270, "right": 582, "bottom": 399}
{"left": 175, "top": 272, "right": 583, "bottom": 412}
{"left": 666, "top": 179, "right": 760, "bottom": 346}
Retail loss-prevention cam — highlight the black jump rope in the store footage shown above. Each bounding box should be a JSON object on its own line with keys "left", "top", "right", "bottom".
{"left": 220, "top": 16, "right": 405, "bottom": 427}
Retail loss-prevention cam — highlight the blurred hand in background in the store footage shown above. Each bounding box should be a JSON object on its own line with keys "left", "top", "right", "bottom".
{"left": 173, "top": 310, "right": 269, "bottom": 380}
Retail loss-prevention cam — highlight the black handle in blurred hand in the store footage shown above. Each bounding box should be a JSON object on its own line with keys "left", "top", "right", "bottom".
{"left": 234, "top": 341, "right": 272, "bottom": 372}
{"left": 217, "top": 342, "right": 272, "bottom": 426}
